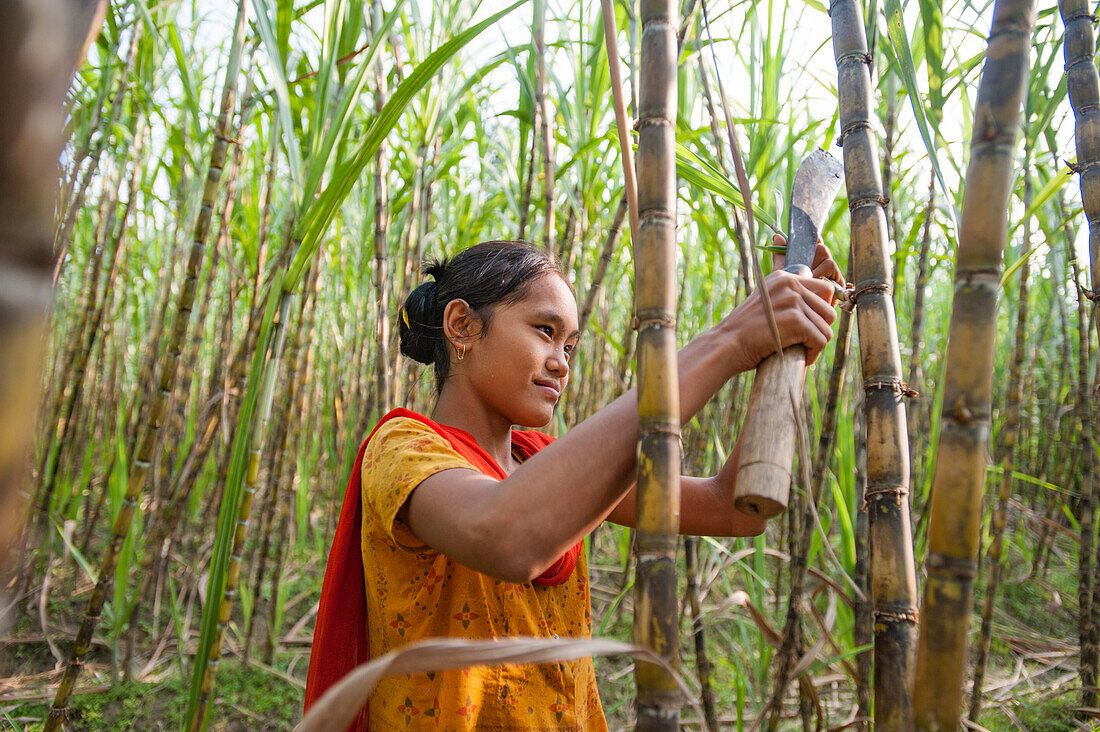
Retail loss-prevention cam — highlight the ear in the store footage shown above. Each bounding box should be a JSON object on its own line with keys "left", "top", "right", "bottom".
{"left": 441, "top": 299, "right": 481, "bottom": 350}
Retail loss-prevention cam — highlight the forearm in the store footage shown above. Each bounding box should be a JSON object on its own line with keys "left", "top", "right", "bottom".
{"left": 485, "top": 325, "right": 743, "bottom": 573}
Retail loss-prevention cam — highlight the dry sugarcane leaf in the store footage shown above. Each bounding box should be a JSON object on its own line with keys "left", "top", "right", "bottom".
{"left": 722, "top": 590, "right": 783, "bottom": 647}
{"left": 295, "top": 636, "right": 701, "bottom": 731}
{"left": 790, "top": 589, "right": 838, "bottom": 679}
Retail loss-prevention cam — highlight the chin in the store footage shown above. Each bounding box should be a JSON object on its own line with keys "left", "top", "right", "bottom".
{"left": 511, "top": 405, "right": 556, "bottom": 429}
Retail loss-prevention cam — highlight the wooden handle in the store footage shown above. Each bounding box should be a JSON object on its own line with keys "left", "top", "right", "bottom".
{"left": 733, "top": 344, "right": 807, "bottom": 518}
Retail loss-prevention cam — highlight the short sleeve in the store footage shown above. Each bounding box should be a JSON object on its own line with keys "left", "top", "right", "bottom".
{"left": 360, "top": 417, "right": 474, "bottom": 551}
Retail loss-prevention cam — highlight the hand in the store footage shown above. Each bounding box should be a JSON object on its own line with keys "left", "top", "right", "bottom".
{"left": 720, "top": 262, "right": 839, "bottom": 372}
{"left": 770, "top": 233, "right": 845, "bottom": 304}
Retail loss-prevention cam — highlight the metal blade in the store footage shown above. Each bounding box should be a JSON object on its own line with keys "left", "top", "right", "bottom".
{"left": 785, "top": 149, "right": 845, "bottom": 270}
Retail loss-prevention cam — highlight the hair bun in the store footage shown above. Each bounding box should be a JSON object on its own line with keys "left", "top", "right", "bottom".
{"left": 424, "top": 261, "right": 447, "bottom": 281}
{"left": 398, "top": 281, "right": 441, "bottom": 365}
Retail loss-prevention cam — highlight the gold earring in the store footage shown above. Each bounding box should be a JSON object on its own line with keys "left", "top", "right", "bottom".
{"left": 457, "top": 344, "right": 466, "bottom": 361}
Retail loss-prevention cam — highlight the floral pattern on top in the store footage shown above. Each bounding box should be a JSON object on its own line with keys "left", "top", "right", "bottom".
{"left": 359, "top": 417, "right": 607, "bottom": 731}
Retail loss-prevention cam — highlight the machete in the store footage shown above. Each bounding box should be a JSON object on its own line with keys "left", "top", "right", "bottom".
{"left": 733, "top": 149, "right": 845, "bottom": 518}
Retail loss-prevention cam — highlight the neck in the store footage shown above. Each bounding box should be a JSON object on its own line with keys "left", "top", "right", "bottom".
{"left": 430, "top": 380, "right": 516, "bottom": 472}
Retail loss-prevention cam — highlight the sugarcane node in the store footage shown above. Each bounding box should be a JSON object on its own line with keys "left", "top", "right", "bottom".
{"left": 861, "top": 484, "right": 908, "bottom": 510}
{"left": 987, "top": 22, "right": 1032, "bottom": 42}
{"left": 951, "top": 394, "right": 974, "bottom": 424}
{"left": 635, "top": 115, "right": 673, "bottom": 131}
{"left": 864, "top": 378, "right": 918, "bottom": 399}
{"left": 835, "top": 50, "right": 872, "bottom": 67}
{"left": 1080, "top": 284, "right": 1100, "bottom": 302}
{"left": 1067, "top": 157, "right": 1100, "bottom": 174}
{"left": 872, "top": 606, "right": 919, "bottom": 624}
{"left": 850, "top": 281, "right": 890, "bottom": 304}
{"left": 837, "top": 120, "right": 872, "bottom": 147}
{"left": 631, "top": 309, "right": 677, "bottom": 331}
{"left": 848, "top": 193, "right": 889, "bottom": 212}
{"left": 926, "top": 552, "right": 977, "bottom": 579}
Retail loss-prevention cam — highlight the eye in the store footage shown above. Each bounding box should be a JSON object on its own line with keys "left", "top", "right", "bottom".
{"left": 536, "top": 324, "right": 553, "bottom": 338}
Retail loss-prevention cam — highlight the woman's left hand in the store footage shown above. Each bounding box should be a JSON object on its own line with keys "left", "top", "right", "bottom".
{"left": 771, "top": 233, "right": 845, "bottom": 303}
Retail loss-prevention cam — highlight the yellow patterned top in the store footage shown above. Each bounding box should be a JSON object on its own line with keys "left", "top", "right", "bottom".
{"left": 359, "top": 417, "right": 607, "bottom": 731}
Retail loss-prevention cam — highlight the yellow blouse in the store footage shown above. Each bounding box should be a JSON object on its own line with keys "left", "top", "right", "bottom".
{"left": 359, "top": 417, "right": 607, "bottom": 731}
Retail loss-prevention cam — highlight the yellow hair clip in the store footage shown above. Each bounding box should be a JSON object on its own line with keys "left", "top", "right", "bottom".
{"left": 401, "top": 307, "right": 410, "bottom": 328}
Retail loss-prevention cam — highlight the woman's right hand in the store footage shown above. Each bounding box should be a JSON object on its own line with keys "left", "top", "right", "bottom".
{"left": 719, "top": 266, "right": 839, "bottom": 373}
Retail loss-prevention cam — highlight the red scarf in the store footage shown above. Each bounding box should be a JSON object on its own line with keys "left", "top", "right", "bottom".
{"left": 303, "top": 408, "right": 583, "bottom": 729}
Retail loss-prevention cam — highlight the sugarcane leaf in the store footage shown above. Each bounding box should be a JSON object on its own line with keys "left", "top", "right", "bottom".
{"left": 300, "top": 0, "right": 407, "bottom": 207}
{"left": 166, "top": 25, "right": 202, "bottom": 135}
{"left": 674, "top": 142, "right": 779, "bottom": 232}
{"left": 54, "top": 519, "right": 97, "bottom": 585}
{"left": 254, "top": 0, "right": 304, "bottom": 186}
{"left": 918, "top": 0, "right": 944, "bottom": 117}
{"left": 286, "top": 0, "right": 526, "bottom": 290}
{"left": 1008, "top": 164, "right": 1073, "bottom": 241}
{"left": 882, "top": 0, "right": 957, "bottom": 227}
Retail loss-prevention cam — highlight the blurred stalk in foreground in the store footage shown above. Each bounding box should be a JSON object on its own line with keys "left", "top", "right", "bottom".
{"left": 968, "top": 161, "right": 1032, "bottom": 723}
{"left": 913, "top": 1, "right": 1035, "bottom": 728}
{"left": 0, "top": 0, "right": 70, "bottom": 568}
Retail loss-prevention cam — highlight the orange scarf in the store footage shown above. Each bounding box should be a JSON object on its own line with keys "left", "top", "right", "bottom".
{"left": 303, "top": 408, "right": 582, "bottom": 729}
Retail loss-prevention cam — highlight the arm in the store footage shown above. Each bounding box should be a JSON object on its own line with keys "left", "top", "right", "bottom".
{"left": 604, "top": 438, "right": 768, "bottom": 537}
{"left": 404, "top": 267, "right": 838, "bottom": 583}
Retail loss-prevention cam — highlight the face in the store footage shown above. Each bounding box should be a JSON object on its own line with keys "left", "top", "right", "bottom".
{"left": 460, "top": 273, "right": 579, "bottom": 428}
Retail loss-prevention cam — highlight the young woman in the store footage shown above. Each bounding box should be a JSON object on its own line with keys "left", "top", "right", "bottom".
{"left": 305, "top": 239, "right": 842, "bottom": 730}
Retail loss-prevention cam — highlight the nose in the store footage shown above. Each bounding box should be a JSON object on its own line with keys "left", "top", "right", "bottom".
{"left": 547, "top": 346, "right": 570, "bottom": 379}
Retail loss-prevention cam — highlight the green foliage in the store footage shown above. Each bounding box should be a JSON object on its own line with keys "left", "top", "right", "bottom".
{"left": 978, "top": 694, "right": 1081, "bottom": 732}
{"left": 9, "top": 664, "right": 302, "bottom": 731}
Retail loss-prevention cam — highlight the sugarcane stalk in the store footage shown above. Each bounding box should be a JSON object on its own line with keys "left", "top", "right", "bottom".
{"left": 852, "top": 401, "right": 872, "bottom": 732}
{"left": 579, "top": 196, "right": 628, "bottom": 338}
{"left": 534, "top": 0, "right": 555, "bottom": 252}
{"left": 55, "top": 23, "right": 142, "bottom": 284}
{"left": 43, "top": 2, "right": 250, "bottom": 726}
{"left": 38, "top": 119, "right": 146, "bottom": 541}
{"left": 1061, "top": 0, "right": 1100, "bottom": 352}
{"left": 633, "top": 0, "right": 681, "bottom": 728}
{"left": 830, "top": 2, "right": 919, "bottom": 728}
{"left": 695, "top": 58, "right": 752, "bottom": 297}
{"left": 1059, "top": 0, "right": 1100, "bottom": 707}
{"left": 244, "top": 267, "right": 312, "bottom": 663}
{"left": 882, "top": 69, "right": 900, "bottom": 303}
{"left": 188, "top": 291, "right": 290, "bottom": 731}
{"left": 518, "top": 104, "right": 538, "bottom": 241}
{"left": 912, "top": 1, "right": 1035, "bottom": 728}
{"left": 684, "top": 536, "right": 717, "bottom": 732}
{"left": 372, "top": 1, "right": 392, "bottom": 415}
{"left": 968, "top": 164, "right": 1032, "bottom": 722}
{"left": 906, "top": 174, "right": 935, "bottom": 489}
{"left": 765, "top": 276, "right": 853, "bottom": 731}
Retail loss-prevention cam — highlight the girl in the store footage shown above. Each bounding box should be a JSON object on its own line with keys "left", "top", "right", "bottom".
{"left": 306, "top": 239, "right": 842, "bottom": 730}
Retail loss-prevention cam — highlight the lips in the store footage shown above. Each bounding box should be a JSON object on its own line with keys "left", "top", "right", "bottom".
{"left": 534, "top": 379, "right": 561, "bottom": 398}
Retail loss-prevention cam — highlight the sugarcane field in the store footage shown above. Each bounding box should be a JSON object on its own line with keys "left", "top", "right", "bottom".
{"left": 4, "top": 0, "right": 1100, "bottom": 728}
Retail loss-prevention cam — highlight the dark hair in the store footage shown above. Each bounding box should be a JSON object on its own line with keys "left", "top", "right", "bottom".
{"left": 398, "top": 240, "right": 567, "bottom": 391}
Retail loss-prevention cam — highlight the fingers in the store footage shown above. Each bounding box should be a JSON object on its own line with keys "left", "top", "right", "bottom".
{"left": 762, "top": 269, "right": 837, "bottom": 363}
{"left": 811, "top": 242, "right": 845, "bottom": 285}
{"left": 773, "top": 236, "right": 845, "bottom": 289}
{"left": 772, "top": 233, "right": 787, "bottom": 270}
